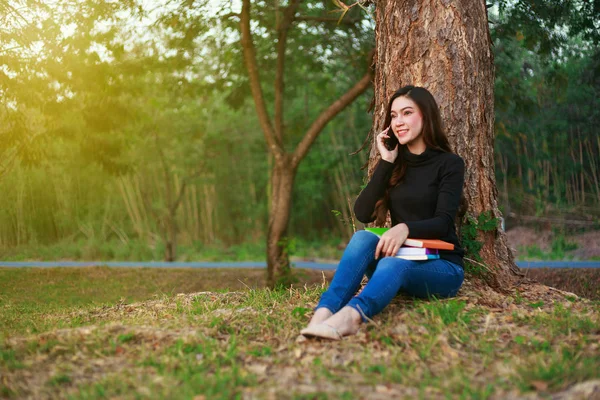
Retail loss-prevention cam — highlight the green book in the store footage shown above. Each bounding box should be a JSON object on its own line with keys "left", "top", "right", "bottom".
{"left": 364, "top": 227, "right": 389, "bottom": 237}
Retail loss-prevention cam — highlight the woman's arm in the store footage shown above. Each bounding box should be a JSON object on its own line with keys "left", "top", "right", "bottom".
{"left": 353, "top": 159, "right": 395, "bottom": 223}
{"left": 404, "top": 155, "right": 465, "bottom": 238}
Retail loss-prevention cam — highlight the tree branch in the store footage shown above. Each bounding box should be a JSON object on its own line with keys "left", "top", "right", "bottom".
{"left": 274, "top": 0, "right": 301, "bottom": 145}
{"left": 220, "top": 12, "right": 240, "bottom": 20}
{"left": 295, "top": 15, "right": 361, "bottom": 26}
{"left": 171, "top": 181, "right": 188, "bottom": 215}
{"left": 292, "top": 52, "right": 373, "bottom": 169}
{"left": 154, "top": 133, "right": 172, "bottom": 213}
{"left": 240, "top": 0, "right": 284, "bottom": 160}
{"left": 171, "top": 169, "right": 203, "bottom": 215}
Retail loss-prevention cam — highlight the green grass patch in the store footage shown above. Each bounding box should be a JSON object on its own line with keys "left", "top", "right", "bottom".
{"left": 0, "top": 235, "right": 345, "bottom": 263}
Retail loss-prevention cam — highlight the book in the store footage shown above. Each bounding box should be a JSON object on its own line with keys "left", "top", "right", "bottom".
{"left": 403, "top": 238, "right": 454, "bottom": 251}
{"left": 395, "top": 254, "right": 440, "bottom": 261}
{"left": 364, "top": 227, "right": 455, "bottom": 251}
{"left": 396, "top": 247, "right": 438, "bottom": 256}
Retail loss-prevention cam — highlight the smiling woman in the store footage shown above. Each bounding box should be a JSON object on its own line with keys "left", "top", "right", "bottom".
{"left": 301, "top": 85, "right": 466, "bottom": 340}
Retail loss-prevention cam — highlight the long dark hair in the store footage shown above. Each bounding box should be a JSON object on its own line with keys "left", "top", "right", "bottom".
{"left": 373, "top": 85, "right": 453, "bottom": 225}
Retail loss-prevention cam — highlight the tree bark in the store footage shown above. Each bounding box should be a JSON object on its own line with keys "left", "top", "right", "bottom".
{"left": 370, "top": 0, "right": 520, "bottom": 290}
{"left": 267, "top": 155, "right": 297, "bottom": 287}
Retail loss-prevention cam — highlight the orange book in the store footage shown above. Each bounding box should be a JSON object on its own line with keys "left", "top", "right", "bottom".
{"left": 403, "top": 238, "right": 454, "bottom": 250}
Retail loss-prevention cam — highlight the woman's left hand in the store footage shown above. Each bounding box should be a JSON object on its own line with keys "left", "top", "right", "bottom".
{"left": 375, "top": 223, "right": 409, "bottom": 259}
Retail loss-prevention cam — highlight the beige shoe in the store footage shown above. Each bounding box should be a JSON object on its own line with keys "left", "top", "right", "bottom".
{"left": 300, "top": 323, "right": 342, "bottom": 341}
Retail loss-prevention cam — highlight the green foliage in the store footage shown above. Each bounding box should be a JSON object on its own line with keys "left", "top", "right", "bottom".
{"left": 0, "top": 0, "right": 373, "bottom": 255}
{"left": 491, "top": 0, "right": 599, "bottom": 55}
{"left": 460, "top": 212, "right": 499, "bottom": 276}
{"left": 277, "top": 236, "right": 298, "bottom": 259}
{"left": 519, "top": 229, "right": 579, "bottom": 260}
{"left": 0, "top": 0, "right": 598, "bottom": 261}
{"left": 550, "top": 232, "right": 578, "bottom": 255}
{"left": 492, "top": 6, "right": 600, "bottom": 216}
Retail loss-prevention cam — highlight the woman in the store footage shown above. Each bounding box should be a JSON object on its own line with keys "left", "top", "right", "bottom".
{"left": 301, "top": 85, "right": 465, "bottom": 340}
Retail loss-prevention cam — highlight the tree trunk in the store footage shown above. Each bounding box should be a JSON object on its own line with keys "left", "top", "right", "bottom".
{"left": 370, "top": 0, "right": 520, "bottom": 290}
{"left": 266, "top": 155, "right": 297, "bottom": 287}
{"left": 164, "top": 211, "right": 177, "bottom": 262}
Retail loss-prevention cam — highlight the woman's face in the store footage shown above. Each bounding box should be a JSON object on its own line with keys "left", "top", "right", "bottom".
{"left": 390, "top": 96, "right": 425, "bottom": 151}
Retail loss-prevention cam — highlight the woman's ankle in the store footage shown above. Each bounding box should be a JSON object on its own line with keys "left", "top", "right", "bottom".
{"left": 323, "top": 307, "right": 362, "bottom": 336}
{"left": 308, "top": 307, "right": 333, "bottom": 326}
{"left": 342, "top": 306, "right": 362, "bottom": 325}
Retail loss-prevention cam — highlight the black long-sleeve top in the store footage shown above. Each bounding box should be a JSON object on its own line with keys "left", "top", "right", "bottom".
{"left": 354, "top": 146, "right": 465, "bottom": 267}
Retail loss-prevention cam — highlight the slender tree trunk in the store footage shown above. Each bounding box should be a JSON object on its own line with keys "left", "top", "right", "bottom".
{"left": 370, "top": 0, "right": 519, "bottom": 290}
{"left": 267, "top": 156, "right": 297, "bottom": 287}
{"left": 164, "top": 213, "right": 177, "bottom": 262}
{"left": 162, "top": 160, "right": 176, "bottom": 262}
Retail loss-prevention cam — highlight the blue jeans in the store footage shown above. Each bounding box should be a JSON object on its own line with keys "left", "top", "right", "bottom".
{"left": 316, "top": 230, "right": 464, "bottom": 321}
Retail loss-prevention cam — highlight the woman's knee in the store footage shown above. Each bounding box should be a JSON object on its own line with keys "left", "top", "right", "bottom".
{"left": 372, "top": 257, "right": 409, "bottom": 278}
{"left": 351, "top": 229, "right": 378, "bottom": 241}
{"left": 347, "top": 230, "right": 380, "bottom": 250}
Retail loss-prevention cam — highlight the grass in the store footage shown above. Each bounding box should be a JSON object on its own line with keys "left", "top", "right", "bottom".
{"left": 519, "top": 232, "right": 580, "bottom": 261}
{"left": 0, "top": 267, "right": 599, "bottom": 399}
{"left": 0, "top": 236, "right": 345, "bottom": 262}
{"left": 0, "top": 266, "right": 331, "bottom": 338}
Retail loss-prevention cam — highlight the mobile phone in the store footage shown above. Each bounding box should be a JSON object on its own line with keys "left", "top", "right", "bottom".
{"left": 384, "top": 129, "right": 398, "bottom": 150}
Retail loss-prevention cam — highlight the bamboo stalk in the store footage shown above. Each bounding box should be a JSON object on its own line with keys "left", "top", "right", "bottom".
{"left": 100, "top": 195, "right": 112, "bottom": 241}
{"left": 330, "top": 128, "right": 355, "bottom": 238}
{"left": 199, "top": 184, "right": 208, "bottom": 242}
{"left": 183, "top": 176, "right": 194, "bottom": 243}
{"left": 516, "top": 139, "right": 523, "bottom": 193}
{"left": 134, "top": 175, "right": 151, "bottom": 239}
{"left": 127, "top": 176, "right": 143, "bottom": 237}
{"left": 210, "top": 183, "right": 217, "bottom": 243}
{"left": 191, "top": 183, "right": 200, "bottom": 242}
{"left": 588, "top": 137, "right": 600, "bottom": 204}
{"left": 332, "top": 166, "right": 347, "bottom": 235}
{"left": 552, "top": 155, "right": 561, "bottom": 203}
{"left": 570, "top": 148, "right": 579, "bottom": 204}
{"left": 579, "top": 130, "right": 585, "bottom": 205}
{"left": 108, "top": 221, "right": 129, "bottom": 245}
{"left": 203, "top": 184, "right": 215, "bottom": 243}
{"left": 173, "top": 172, "right": 184, "bottom": 243}
{"left": 16, "top": 168, "right": 24, "bottom": 246}
{"left": 117, "top": 176, "right": 144, "bottom": 240}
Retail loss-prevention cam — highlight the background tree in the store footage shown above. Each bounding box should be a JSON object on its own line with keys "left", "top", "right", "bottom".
{"left": 236, "top": 0, "right": 374, "bottom": 286}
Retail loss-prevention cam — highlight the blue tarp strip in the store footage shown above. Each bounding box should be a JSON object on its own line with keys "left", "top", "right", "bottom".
{"left": 0, "top": 261, "right": 599, "bottom": 269}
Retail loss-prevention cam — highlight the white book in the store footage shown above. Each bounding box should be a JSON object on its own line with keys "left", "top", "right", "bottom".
{"left": 396, "top": 247, "right": 439, "bottom": 256}
{"left": 395, "top": 254, "right": 441, "bottom": 261}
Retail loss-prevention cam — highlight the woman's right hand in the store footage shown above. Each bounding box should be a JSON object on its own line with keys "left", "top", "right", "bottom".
{"left": 376, "top": 127, "right": 398, "bottom": 163}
